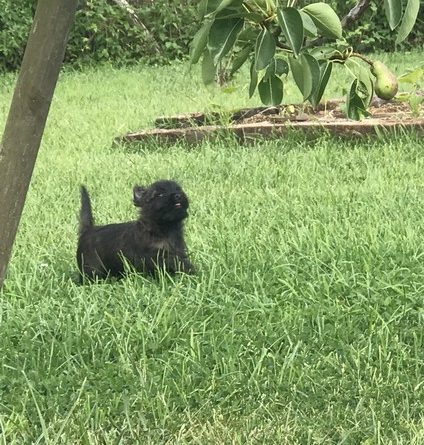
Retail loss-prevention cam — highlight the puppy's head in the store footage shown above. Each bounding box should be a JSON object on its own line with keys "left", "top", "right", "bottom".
{"left": 133, "top": 180, "right": 189, "bottom": 224}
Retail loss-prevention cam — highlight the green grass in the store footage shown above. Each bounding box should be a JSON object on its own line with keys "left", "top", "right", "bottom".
{"left": 0, "top": 52, "right": 424, "bottom": 443}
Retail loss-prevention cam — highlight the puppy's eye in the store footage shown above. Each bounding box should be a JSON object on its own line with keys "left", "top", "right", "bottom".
{"left": 157, "top": 193, "right": 165, "bottom": 198}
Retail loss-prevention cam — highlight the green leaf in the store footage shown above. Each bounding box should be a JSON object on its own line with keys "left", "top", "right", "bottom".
{"left": 288, "top": 56, "right": 304, "bottom": 97}
{"left": 241, "top": 12, "right": 264, "bottom": 22}
{"left": 398, "top": 66, "right": 424, "bottom": 84}
{"left": 303, "top": 54, "right": 321, "bottom": 102}
{"left": 238, "top": 27, "right": 260, "bottom": 44}
{"left": 231, "top": 44, "right": 253, "bottom": 75}
{"left": 250, "top": 0, "right": 273, "bottom": 14}
{"left": 190, "top": 20, "right": 212, "bottom": 64}
{"left": 356, "top": 76, "right": 373, "bottom": 105}
{"left": 275, "top": 58, "right": 289, "bottom": 76}
{"left": 310, "top": 61, "right": 332, "bottom": 107}
{"left": 302, "top": 3, "right": 342, "bottom": 39}
{"left": 255, "top": 28, "right": 276, "bottom": 71}
{"left": 198, "top": 0, "right": 208, "bottom": 19}
{"left": 383, "top": 0, "right": 402, "bottom": 30}
{"left": 409, "top": 94, "right": 424, "bottom": 117}
{"left": 264, "top": 58, "right": 289, "bottom": 80}
{"left": 345, "top": 59, "right": 374, "bottom": 106}
{"left": 204, "top": 0, "right": 223, "bottom": 16}
{"left": 220, "top": 0, "right": 244, "bottom": 10}
{"left": 309, "top": 45, "right": 339, "bottom": 60}
{"left": 202, "top": 50, "right": 217, "bottom": 85}
{"left": 208, "top": 17, "right": 244, "bottom": 64}
{"left": 396, "top": 0, "right": 420, "bottom": 43}
{"left": 215, "top": 4, "right": 244, "bottom": 19}
{"left": 258, "top": 74, "right": 284, "bottom": 105}
{"left": 346, "top": 79, "right": 370, "bottom": 120}
{"left": 396, "top": 92, "right": 412, "bottom": 102}
{"left": 204, "top": 0, "right": 243, "bottom": 16}
{"left": 249, "top": 60, "right": 258, "bottom": 97}
{"left": 299, "top": 10, "right": 318, "bottom": 37}
{"left": 277, "top": 7, "right": 304, "bottom": 57}
{"left": 289, "top": 53, "right": 320, "bottom": 101}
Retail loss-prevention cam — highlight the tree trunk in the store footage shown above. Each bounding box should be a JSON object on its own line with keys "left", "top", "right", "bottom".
{"left": 0, "top": 0, "right": 79, "bottom": 288}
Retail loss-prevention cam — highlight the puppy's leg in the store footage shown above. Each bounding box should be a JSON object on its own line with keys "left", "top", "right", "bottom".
{"left": 180, "top": 257, "right": 196, "bottom": 275}
{"left": 164, "top": 254, "right": 195, "bottom": 275}
{"left": 78, "top": 250, "right": 109, "bottom": 283}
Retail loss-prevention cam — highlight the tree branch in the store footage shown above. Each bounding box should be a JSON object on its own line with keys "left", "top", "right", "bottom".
{"left": 271, "top": 27, "right": 292, "bottom": 51}
{"left": 111, "top": 0, "right": 161, "bottom": 54}
{"left": 341, "top": 0, "right": 372, "bottom": 29}
{"left": 304, "top": 0, "right": 372, "bottom": 49}
{"left": 276, "top": 41, "right": 292, "bottom": 51}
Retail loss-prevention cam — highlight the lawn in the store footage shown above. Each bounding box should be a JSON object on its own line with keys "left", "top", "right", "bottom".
{"left": 0, "top": 51, "right": 423, "bottom": 443}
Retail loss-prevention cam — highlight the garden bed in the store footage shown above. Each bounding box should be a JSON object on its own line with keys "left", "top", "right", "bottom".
{"left": 119, "top": 97, "right": 424, "bottom": 145}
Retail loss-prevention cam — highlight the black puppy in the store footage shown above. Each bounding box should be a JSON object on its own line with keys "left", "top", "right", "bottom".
{"left": 76, "top": 180, "right": 194, "bottom": 281}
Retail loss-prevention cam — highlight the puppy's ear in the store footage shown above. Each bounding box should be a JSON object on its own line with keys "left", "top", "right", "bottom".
{"left": 133, "top": 185, "right": 147, "bottom": 207}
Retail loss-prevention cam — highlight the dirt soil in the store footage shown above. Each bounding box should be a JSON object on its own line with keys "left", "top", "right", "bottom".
{"left": 234, "top": 98, "right": 423, "bottom": 126}
{"left": 120, "top": 95, "right": 424, "bottom": 146}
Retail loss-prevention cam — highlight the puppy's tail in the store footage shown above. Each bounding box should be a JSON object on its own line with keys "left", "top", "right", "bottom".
{"left": 79, "top": 185, "right": 94, "bottom": 234}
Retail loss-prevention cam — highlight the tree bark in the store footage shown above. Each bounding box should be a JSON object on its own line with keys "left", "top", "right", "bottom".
{"left": 0, "top": 0, "right": 79, "bottom": 288}
{"left": 111, "top": 0, "right": 161, "bottom": 54}
{"left": 341, "top": 0, "right": 372, "bottom": 28}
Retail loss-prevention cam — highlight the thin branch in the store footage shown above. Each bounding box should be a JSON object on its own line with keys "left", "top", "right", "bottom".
{"left": 270, "top": 26, "right": 292, "bottom": 51}
{"left": 276, "top": 41, "right": 292, "bottom": 51}
{"left": 350, "top": 52, "right": 373, "bottom": 65}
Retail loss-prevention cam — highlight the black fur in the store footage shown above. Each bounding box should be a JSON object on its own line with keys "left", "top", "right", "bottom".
{"left": 79, "top": 186, "right": 94, "bottom": 233}
{"left": 76, "top": 180, "right": 195, "bottom": 282}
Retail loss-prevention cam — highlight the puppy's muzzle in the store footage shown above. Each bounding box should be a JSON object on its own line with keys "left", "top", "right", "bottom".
{"left": 173, "top": 193, "right": 184, "bottom": 209}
